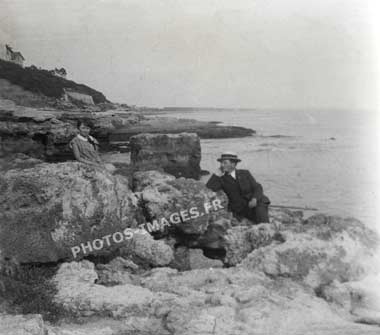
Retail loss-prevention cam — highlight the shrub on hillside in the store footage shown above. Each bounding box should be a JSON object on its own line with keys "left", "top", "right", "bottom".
{"left": 0, "top": 59, "right": 108, "bottom": 104}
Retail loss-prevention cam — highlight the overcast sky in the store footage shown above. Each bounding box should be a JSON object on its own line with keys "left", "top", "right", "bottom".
{"left": 0, "top": 0, "right": 379, "bottom": 109}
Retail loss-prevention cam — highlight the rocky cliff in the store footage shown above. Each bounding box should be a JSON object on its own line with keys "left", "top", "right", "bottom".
{"left": 0, "top": 162, "right": 379, "bottom": 334}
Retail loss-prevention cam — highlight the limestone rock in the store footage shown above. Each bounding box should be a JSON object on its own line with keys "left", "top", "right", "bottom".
{"left": 121, "top": 232, "right": 174, "bottom": 267}
{"left": 0, "top": 313, "right": 47, "bottom": 335}
{"left": 52, "top": 260, "right": 155, "bottom": 317}
{"left": 96, "top": 257, "right": 139, "bottom": 286}
{"left": 130, "top": 132, "right": 202, "bottom": 179}
{"left": 133, "top": 170, "right": 229, "bottom": 236}
{"left": 0, "top": 100, "right": 144, "bottom": 160}
{"left": 110, "top": 115, "right": 255, "bottom": 141}
{"left": 0, "top": 153, "right": 43, "bottom": 171}
{"left": 321, "top": 274, "right": 380, "bottom": 326}
{"left": 240, "top": 214, "right": 379, "bottom": 288}
{"left": 132, "top": 169, "right": 176, "bottom": 192}
{"left": 0, "top": 162, "right": 143, "bottom": 263}
{"left": 171, "top": 247, "right": 223, "bottom": 270}
{"left": 49, "top": 259, "right": 380, "bottom": 334}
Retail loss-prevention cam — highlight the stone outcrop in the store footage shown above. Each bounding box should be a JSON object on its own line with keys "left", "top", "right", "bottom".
{"left": 0, "top": 162, "right": 143, "bottom": 263}
{"left": 110, "top": 115, "right": 256, "bottom": 141}
{"left": 0, "top": 99, "right": 254, "bottom": 164}
{"left": 0, "top": 99, "right": 143, "bottom": 161}
{"left": 319, "top": 274, "right": 380, "bottom": 326}
{"left": 132, "top": 170, "right": 229, "bottom": 236}
{"left": 171, "top": 247, "right": 224, "bottom": 270}
{"left": 130, "top": 132, "right": 202, "bottom": 179}
{"left": 1, "top": 160, "right": 380, "bottom": 334}
{"left": 120, "top": 231, "right": 174, "bottom": 267}
{"left": 49, "top": 259, "right": 380, "bottom": 335}
{"left": 0, "top": 313, "right": 47, "bottom": 335}
{"left": 241, "top": 214, "right": 379, "bottom": 289}
{"left": 52, "top": 260, "right": 156, "bottom": 318}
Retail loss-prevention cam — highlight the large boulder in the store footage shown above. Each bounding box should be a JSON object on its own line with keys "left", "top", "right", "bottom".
{"left": 240, "top": 214, "right": 379, "bottom": 289}
{"left": 0, "top": 162, "right": 144, "bottom": 263}
{"left": 132, "top": 170, "right": 229, "bottom": 236}
{"left": 130, "top": 132, "right": 202, "bottom": 179}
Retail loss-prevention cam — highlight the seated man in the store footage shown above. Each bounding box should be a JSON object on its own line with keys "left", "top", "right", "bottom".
{"left": 206, "top": 152, "right": 270, "bottom": 224}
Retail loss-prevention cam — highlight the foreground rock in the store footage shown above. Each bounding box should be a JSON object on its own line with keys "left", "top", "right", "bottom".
{"left": 49, "top": 259, "right": 380, "bottom": 335}
{"left": 132, "top": 170, "right": 230, "bottom": 236}
{"left": 0, "top": 162, "right": 143, "bottom": 263}
{"left": 0, "top": 314, "right": 47, "bottom": 335}
{"left": 241, "top": 213, "right": 379, "bottom": 289}
{"left": 130, "top": 132, "right": 202, "bottom": 179}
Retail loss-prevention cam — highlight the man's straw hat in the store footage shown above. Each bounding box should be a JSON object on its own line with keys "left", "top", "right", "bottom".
{"left": 217, "top": 151, "right": 241, "bottom": 163}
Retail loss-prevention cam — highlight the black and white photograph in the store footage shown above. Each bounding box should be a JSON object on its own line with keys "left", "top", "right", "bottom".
{"left": 0, "top": 0, "right": 379, "bottom": 334}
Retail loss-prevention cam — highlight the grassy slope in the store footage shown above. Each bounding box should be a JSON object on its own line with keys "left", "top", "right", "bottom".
{"left": 0, "top": 59, "right": 108, "bottom": 104}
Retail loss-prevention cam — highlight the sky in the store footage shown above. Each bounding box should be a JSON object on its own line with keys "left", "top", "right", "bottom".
{"left": 0, "top": 0, "right": 379, "bottom": 109}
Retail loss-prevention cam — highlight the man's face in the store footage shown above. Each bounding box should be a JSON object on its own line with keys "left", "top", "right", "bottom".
{"left": 220, "top": 159, "right": 237, "bottom": 173}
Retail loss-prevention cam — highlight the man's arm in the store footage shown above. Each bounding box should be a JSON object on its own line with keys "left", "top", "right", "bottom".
{"left": 206, "top": 173, "right": 223, "bottom": 192}
{"left": 245, "top": 170, "right": 264, "bottom": 200}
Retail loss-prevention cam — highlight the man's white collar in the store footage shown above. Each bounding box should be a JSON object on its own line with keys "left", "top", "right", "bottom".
{"left": 230, "top": 169, "right": 236, "bottom": 179}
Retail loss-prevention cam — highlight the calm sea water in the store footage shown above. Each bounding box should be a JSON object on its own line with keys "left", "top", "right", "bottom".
{"left": 156, "top": 109, "right": 380, "bottom": 229}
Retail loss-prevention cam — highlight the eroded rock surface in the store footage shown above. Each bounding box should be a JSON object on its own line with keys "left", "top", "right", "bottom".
{"left": 0, "top": 162, "right": 143, "bottom": 262}
{"left": 130, "top": 132, "right": 202, "bottom": 179}
{"left": 0, "top": 99, "right": 143, "bottom": 161}
{"left": 50, "top": 260, "right": 380, "bottom": 335}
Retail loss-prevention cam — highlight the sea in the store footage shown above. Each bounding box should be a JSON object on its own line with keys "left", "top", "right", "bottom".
{"left": 155, "top": 109, "right": 380, "bottom": 230}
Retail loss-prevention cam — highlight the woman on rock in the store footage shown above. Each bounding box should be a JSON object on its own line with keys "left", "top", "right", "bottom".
{"left": 69, "top": 120, "right": 115, "bottom": 171}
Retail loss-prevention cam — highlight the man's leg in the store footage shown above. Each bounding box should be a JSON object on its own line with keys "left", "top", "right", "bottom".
{"left": 236, "top": 206, "right": 258, "bottom": 224}
{"left": 254, "top": 203, "right": 270, "bottom": 223}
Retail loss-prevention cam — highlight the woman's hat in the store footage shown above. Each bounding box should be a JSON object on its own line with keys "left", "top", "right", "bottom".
{"left": 217, "top": 151, "right": 241, "bottom": 163}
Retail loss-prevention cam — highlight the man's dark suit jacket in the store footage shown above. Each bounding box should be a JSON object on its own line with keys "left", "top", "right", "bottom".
{"left": 206, "top": 169, "right": 270, "bottom": 214}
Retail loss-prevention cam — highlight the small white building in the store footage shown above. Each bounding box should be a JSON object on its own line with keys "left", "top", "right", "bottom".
{"left": 0, "top": 44, "right": 25, "bottom": 67}
{"left": 62, "top": 88, "right": 94, "bottom": 105}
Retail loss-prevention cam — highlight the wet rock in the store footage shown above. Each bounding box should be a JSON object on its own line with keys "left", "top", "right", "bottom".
{"left": 0, "top": 162, "right": 143, "bottom": 263}
{"left": 130, "top": 132, "right": 202, "bottom": 179}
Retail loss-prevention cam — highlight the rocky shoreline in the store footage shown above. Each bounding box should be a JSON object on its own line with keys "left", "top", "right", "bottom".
{"left": 0, "top": 159, "right": 380, "bottom": 334}
{"left": 0, "top": 99, "right": 255, "bottom": 164}
{"left": 0, "top": 98, "right": 380, "bottom": 334}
